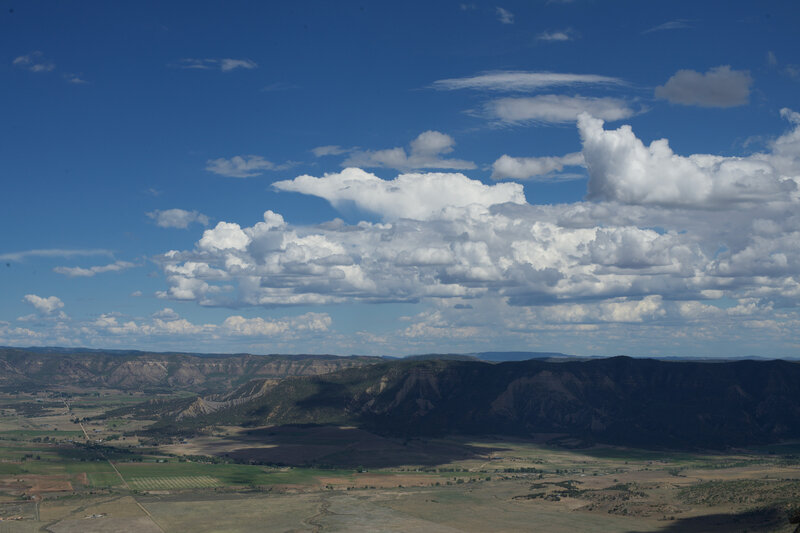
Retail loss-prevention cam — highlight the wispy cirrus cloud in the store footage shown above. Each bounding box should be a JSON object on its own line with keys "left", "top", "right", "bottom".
{"left": 537, "top": 29, "right": 576, "bottom": 42}
{"left": 13, "top": 51, "right": 55, "bottom": 72}
{"left": 205, "top": 155, "right": 294, "bottom": 178}
{"left": 13, "top": 52, "right": 90, "bottom": 84}
{"left": 0, "top": 249, "right": 113, "bottom": 262}
{"left": 63, "top": 73, "right": 89, "bottom": 84}
{"left": 433, "top": 70, "right": 634, "bottom": 128}
{"left": 496, "top": 7, "right": 514, "bottom": 24}
{"left": 176, "top": 58, "right": 257, "bottom": 72}
{"left": 53, "top": 261, "right": 136, "bottom": 278}
{"left": 311, "top": 145, "right": 355, "bottom": 157}
{"left": 220, "top": 58, "right": 257, "bottom": 71}
{"left": 484, "top": 94, "right": 636, "bottom": 125}
{"left": 643, "top": 19, "right": 695, "bottom": 34}
{"left": 431, "top": 70, "right": 624, "bottom": 92}
{"left": 766, "top": 51, "right": 800, "bottom": 81}
{"left": 147, "top": 209, "right": 210, "bottom": 229}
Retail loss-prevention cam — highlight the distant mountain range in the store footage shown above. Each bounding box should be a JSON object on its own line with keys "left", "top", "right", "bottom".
{"left": 4, "top": 346, "right": 800, "bottom": 449}
{"left": 140, "top": 356, "right": 800, "bottom": 450}
{"left": 0, "top": 346, "right": 379, "bottom": 393}
{"left": 389, "top": 351, "right": 574, "bottom": 362}
{"left": 5, "top": 345, "right": 796, "bottom": 362}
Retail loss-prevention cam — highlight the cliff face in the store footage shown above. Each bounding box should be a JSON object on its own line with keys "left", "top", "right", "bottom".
{"left": 170, "top": 357, "right": 800, "bottom": 449}
{"left": 0, "top": 348, "right": 380, "bottom": 393}
{"left": 175, "top": 379, "right": 281, "bottom": 420}
{"left": 7, "top": 347, "right": 800, "bottom": 449}
{"left": 356, "top": 357, "right": 800, "bottom": 447}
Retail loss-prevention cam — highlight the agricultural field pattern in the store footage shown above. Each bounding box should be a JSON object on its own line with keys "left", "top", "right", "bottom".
{"left": 0, "top": 349, "right": 798, "bottom": 532}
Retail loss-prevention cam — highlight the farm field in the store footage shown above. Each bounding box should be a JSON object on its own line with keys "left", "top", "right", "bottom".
{"left": 0, "top": 390, "right": 798, "bottom": 531}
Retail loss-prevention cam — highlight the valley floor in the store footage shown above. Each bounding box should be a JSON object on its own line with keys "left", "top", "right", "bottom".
{"left": 0, "top": 390, "right": 798, "bottom": 532}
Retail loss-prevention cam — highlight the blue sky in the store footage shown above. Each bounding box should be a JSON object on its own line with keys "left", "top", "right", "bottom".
{"left": 2, "top": 0, "right": 800, "bottom": 357}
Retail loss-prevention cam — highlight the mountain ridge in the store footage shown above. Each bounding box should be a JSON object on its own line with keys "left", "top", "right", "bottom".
{"left": 140, "top": 356, "right": 800, "bottom": 449}
{"left": 0, "top": 347, "right": 381, "bottom": 393}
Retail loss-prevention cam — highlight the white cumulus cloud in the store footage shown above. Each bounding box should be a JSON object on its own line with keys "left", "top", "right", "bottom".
{"left": 152, "top": 308, "right": 180, "bottom": 320}
{"left": 223, "top": 313, "right": 331, "bottom": 336}
{"left": 24, "top": 295, "right": 64, "bottom": 315}
{"left": 198, "top": 222, "right": 253, "bottom": 252}
{"left": 342, "top": 131, "right": 475, "bottom": 170}
{"left": 492, "top": 152, "right": 584, "bottom": 180}
{"left": 143, "top": 113, "right": 800, "bottom": 355}
{"left": 579, "top": 112, "right": 799, "bottom": 206}
{"left": 81, "top": 308, "right": 332, "bottom": 344}
{"left": 274, "top": 167, "right": 525, "bottom": 220}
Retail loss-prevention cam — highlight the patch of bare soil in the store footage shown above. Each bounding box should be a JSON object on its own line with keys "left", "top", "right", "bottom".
{"left": 514, "top": 479, "right": 692, "bottom": 519}
{"left": 0, "top": 474, "right": 72, "bottom": 495}
{"left": 318, "top": 473, "right": 441, "bottom": 489}
{"left": 74, "top": 472, "right": 89, "bottom": 487}
{"left": 48, "top": 516, "right": 163, "bottom": 533}
{"left": 29, "top": 474, "right": 73, "bottom": 493}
